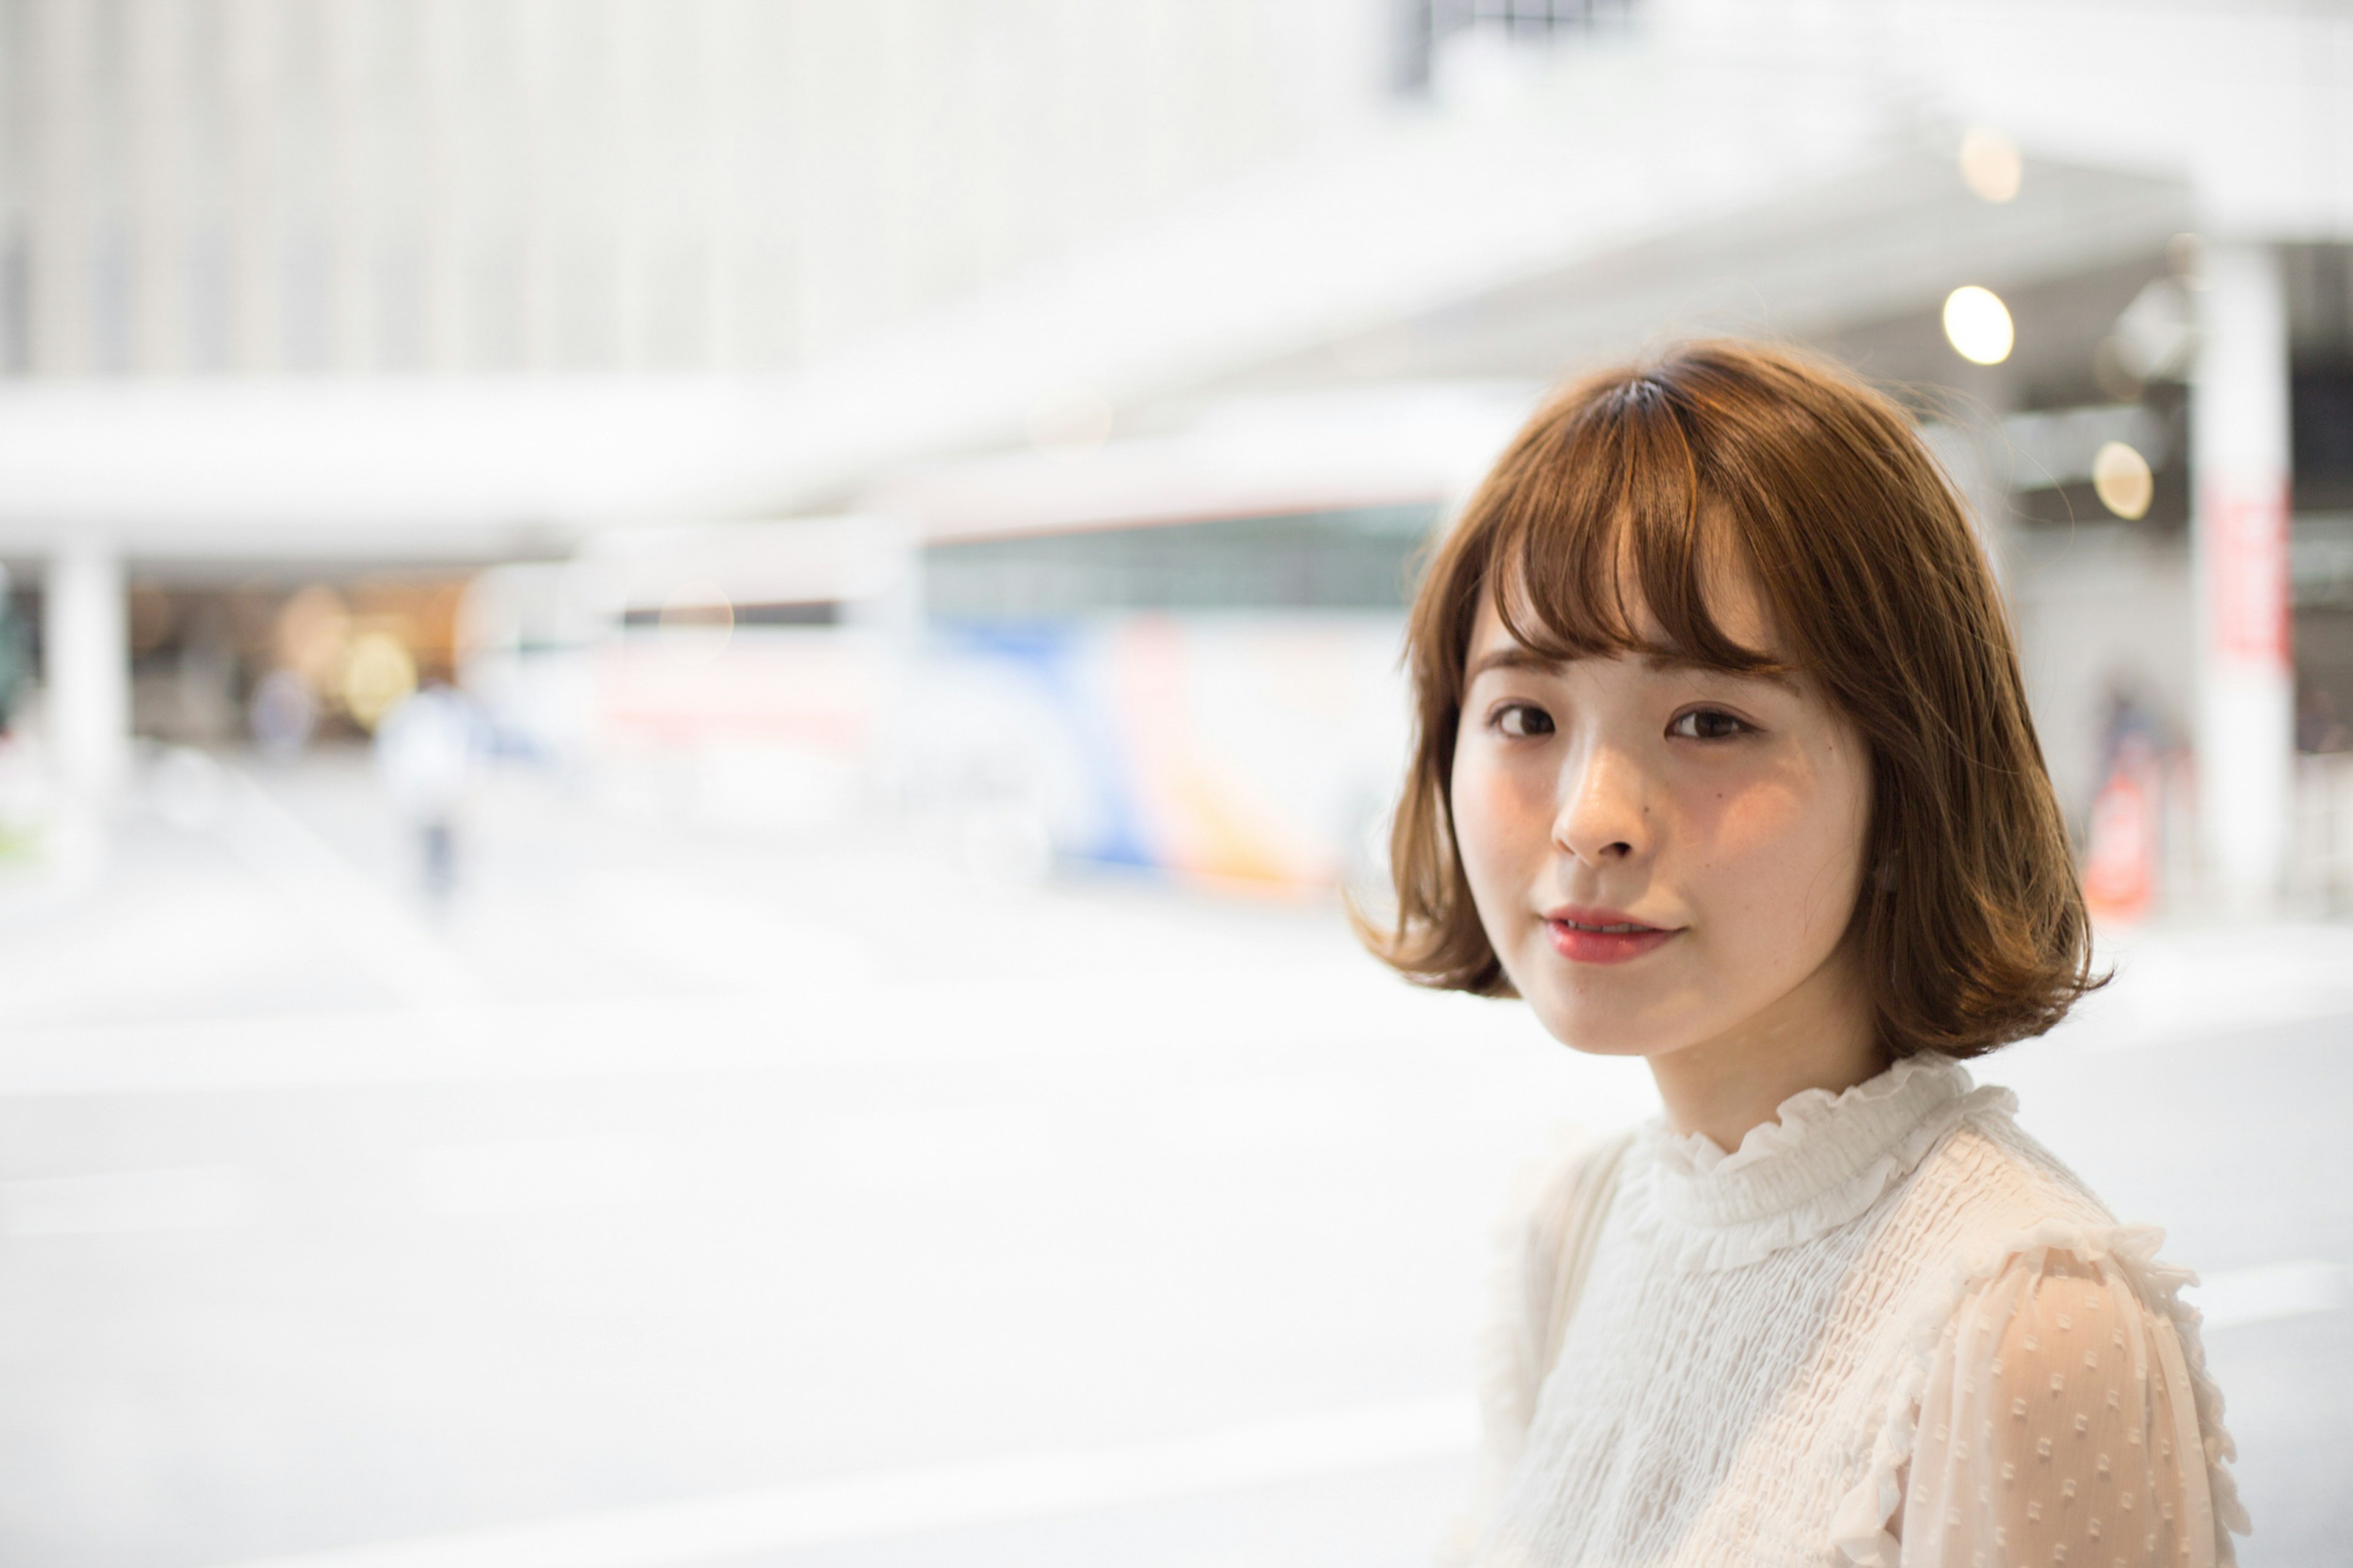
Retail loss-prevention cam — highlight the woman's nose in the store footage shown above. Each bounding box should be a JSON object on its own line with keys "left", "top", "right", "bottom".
{"left": 1552, "top": 745, "right": 1654, "bottom": 865}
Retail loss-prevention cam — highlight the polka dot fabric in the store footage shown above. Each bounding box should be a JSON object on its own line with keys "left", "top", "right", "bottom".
{"left": 1459, "top": 1056, "right": 2246, "bottom": 1568}
{"left": 1901, "top": 1249, "right": 2224, "bottom": 1567}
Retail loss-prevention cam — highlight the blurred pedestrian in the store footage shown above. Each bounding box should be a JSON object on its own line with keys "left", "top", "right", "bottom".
{"left": 2083, "top": 685, "right": 2167, "bottom": 924}
{"left": 248, "top": 667, "right": 318, "bottom": 760}
{"left": 1364, "top": 344, "right": 2245, "bottom": 1567}
{"left": 374, "top": 683, "right": 484, "bottom": 906}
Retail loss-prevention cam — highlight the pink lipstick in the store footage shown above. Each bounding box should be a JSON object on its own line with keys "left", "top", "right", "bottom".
{"left": 1544, "top": 904, "right": 1679, "bottom": 964}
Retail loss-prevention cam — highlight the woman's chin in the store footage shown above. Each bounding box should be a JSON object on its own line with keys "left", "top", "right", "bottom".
{"left": 1526, "top": 999, "right": 1682, "bottom": 1060}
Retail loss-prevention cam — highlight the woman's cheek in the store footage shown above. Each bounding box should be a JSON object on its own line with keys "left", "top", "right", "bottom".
{"left": 1447, "top": 750, "right": 1504, "bottom": 896}
{"left": 1683, "top": 779, "right": 1827, "bottom": 939}
{"left": 1710, "top": 777, "right": 1863, "bottom": 952}
{"left": 1453, "top": 751, "right": 1544, "bottom": 916}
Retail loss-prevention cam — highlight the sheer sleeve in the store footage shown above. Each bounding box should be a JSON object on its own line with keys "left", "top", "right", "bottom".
{"left": 1899, "top": 1248, "right": 2237, "bottom": 1567}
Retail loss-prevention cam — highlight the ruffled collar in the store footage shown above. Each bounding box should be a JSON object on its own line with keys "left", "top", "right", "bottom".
{"left": 1635, "top": 1053, "right": 2009, "bottom": 1271}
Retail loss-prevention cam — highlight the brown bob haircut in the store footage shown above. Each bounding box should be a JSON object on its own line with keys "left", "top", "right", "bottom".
{"left": 1366, "top": 339, "right": 2098, "bottom": 1060}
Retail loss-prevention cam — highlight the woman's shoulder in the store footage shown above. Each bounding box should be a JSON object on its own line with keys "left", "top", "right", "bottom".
{"left": 1895, "top": 1077, "right": 2120, "bottom": 1251}
{"left": 1832, "top": 1083, "right": 2251, "bottom": 1566}
{"left": 1879, "top": 1081, "right": 2213, "bottom": 1333}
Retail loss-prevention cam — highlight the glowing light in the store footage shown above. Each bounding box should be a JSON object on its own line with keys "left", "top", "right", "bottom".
{"left": 1942, "top": 286, "right": 2014, "bottom": 366}
{"left": 341, "top": 631, "right": 417, "bottom": 729}
{"left": 2091, "top": 441, "right": 2154, "bottom": 520}
{"left": 1958, "top": 127, "right": 2022, "bottom": 203}
{"left": 276, "top": 583, "right": 350, "bottom": 692}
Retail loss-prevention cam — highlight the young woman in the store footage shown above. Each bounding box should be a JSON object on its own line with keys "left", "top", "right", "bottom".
{"left": 1365, "top": 343, "right": 2246, "bottom": 1567}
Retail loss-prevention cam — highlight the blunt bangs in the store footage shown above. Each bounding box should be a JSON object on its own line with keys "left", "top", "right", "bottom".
{"left": 1481, "top": 378, "right": 1787, "bottom": 684}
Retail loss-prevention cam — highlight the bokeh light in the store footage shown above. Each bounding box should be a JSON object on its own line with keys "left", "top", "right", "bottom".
{"left": 1942, "top": 285, "right": 2015, "bottom": 365}
{"left": 339, "top": 630, "right": 419, "bottom": 730}
{"left": 2092, "top": 440, "right": 2155, "bottom": 520}
{"left": 276, "top": 585, "right": 351, "bottom": 694}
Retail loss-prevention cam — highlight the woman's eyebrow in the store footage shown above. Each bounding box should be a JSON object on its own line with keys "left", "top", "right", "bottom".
{"left": 1640, "top": 651, "right": 1800, "bottom": 689}
{"left": 1466, "top": 644, "right": 1800, "bottom": 689}
{"left": 1465, "top": 645, "right": 1560, "bottom": 680}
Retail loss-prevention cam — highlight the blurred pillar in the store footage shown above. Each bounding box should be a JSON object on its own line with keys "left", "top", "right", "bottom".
{"left": 2191, "top": 242, "right": 2294, "bottom": 917}
{"left": 45, "top": 541, "right": 130, "bottom": 799}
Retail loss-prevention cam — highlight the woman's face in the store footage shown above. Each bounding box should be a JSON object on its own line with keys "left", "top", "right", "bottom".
{"left": 1448, "top": 570, "right": 1874, "bottom": 1064}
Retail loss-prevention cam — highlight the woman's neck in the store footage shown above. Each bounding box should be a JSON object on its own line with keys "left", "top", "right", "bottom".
{"left": 1645, "top": 945, "right": 1887, "bottom": 1154}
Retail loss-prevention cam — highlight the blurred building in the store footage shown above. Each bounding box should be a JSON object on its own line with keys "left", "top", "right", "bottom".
{"left": 0, "top": 0, "right": 2347, "bottom": 910}
{"left": 0, "top": 0, "right": 1373, "bottom": 377}
{"left": 0, "top": 0, "right": 1375, "bottom": 784}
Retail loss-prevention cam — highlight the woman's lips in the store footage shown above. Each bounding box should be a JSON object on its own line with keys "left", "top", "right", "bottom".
{"left": 1543, "top": 910, "right": 1679, "bottom": 964}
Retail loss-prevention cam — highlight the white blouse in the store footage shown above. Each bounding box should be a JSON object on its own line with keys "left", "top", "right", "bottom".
{"left": 1462, "top": 1054, "right": 2248, "bottom": 1567}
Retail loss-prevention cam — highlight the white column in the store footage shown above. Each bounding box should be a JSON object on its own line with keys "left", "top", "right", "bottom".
{"left": 2191, "top": 243, "right": 2295, "bottom": 917}
{"left": 45, "top": 541, "right": 131, "bottom": 800}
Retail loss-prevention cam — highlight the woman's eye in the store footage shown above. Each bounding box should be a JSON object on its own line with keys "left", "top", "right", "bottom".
{"left": 1495, "top": 703, "right": 1555, "bottom": 738}
{"left": 1669, "top": 708, "right": 1749, "bottom": 741}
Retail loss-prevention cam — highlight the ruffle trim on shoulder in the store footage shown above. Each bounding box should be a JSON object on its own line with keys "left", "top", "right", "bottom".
{"left": 1828, "top": 1219, "right": 2252, "bottom": 1568}
{"left": 1633, "top": 1084, "right": 2013, "bottom": 1273}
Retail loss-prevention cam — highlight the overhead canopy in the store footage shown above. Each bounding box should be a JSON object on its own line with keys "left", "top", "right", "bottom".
{"left": 1207, "top": 151, "right": 2189, "bottom": 394}
{"left": 0, "top": 83, "right": 2191, "bottom": 569}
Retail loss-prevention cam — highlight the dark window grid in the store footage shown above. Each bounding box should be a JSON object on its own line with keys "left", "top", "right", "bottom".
{"left": 1394, "top": 0, "right": 1641, "bottom": 94}
{"left": 923, "top": 507, "right": 1439, "bottom": 618}
{"left": 619, "top": 600, "right": 844, "bottom": 629}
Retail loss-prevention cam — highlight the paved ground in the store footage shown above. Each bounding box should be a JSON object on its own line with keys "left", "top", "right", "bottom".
{"left": 0, "top": 748, "right": 2344, "bottom": 1568}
